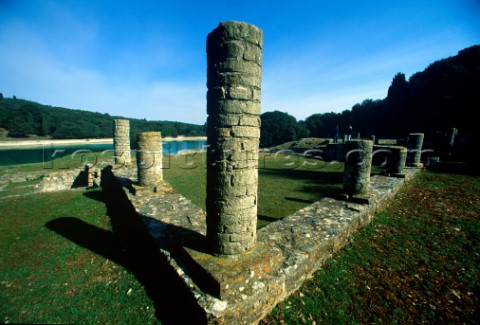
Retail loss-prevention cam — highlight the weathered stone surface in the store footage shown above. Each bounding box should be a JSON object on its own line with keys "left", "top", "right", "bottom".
{"left": 343, "top": 140, "right": 373, "bottom": 195}
{"left": 386, "top": 146, "right": 407, "bottom": 176}
{"left": 113, "top": 119, "right": 131, "bottom": 166}
{"left": 136, "top": 132, "right": 163, "bottom": 190}
{"left": 407, "top": 133, "right": 424, "bottom": 167}
{"left": 206, "top": 21, "right": 263, "bottom": 256}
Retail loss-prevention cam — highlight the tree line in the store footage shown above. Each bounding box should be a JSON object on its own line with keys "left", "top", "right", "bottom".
{"left": 0, "top": 98, "right": 205, "bottom": 141}
{"left": 260, "top": 45, "right": 479, "bottom": 147}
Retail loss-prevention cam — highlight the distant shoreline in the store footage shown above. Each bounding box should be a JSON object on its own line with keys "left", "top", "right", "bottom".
{"left": 0, "top": 136, "right": 207, "bottom": 148}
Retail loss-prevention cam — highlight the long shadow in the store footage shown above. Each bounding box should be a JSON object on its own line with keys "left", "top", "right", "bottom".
{"left": 257, "top": 214, "right": 280, "bottom": 223}
{"left": 46, "top": 166, "right": 207, "bottom": 324}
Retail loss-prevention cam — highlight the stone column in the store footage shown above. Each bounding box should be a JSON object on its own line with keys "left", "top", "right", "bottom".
{"left": 446, "top": 128, "right": 457, "bottom": 147}
{"left": 136, "top": 132, "right": 163, "bottom": 189}
{"left": 386, "top": 146, "right": 407, "bottom": 176}
{"left": 85, "top": 163, "right": 94, "bottom": 187}
{"left": 446, "top": 128, "right": 457, "bottom": 156}
{"left": 113, "top": 119, "right": 131, "bottom": 166}
{"left": 407, "top": 133, "right": 424, "bottom": 167}
{"left": 343, "top": 140, "right": 373, "bottom": 196}
{"left": 206, "top": 21, "right": 263, "bottom": 256}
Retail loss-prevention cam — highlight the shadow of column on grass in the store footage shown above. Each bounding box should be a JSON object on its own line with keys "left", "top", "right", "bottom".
{"left": 45, "top": 170, "right": 208, "bottom": 324}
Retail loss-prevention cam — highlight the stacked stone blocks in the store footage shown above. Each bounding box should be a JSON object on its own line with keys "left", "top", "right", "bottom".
{"left": 206, "top": 21, "right": 263, "bottom": 256}
{"left": 385, "top": 146, "right": 407, "bottom": 177}
{"left": 343, "top": 140, "right": 373, "bottom": 196}
{"left": 407, "top": 133, "right": 424, "bottom": 167}
{"left": 136, "top": 132, "right": 163, "bottom": 190}
{"left": 113, "top": 119, "right": 131, "bottom": 166}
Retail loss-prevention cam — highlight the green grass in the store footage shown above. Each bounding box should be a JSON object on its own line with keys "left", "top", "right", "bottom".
{"left": 0, "top": 189, "right": 160, "bottom": 324}
{"left": 262, "top": 170, "right": 480, "bottom": 324}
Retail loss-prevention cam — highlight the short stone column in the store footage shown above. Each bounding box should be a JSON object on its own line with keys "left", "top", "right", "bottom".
{"left": 386, "top": 146, "right": 407, "bottom": 177}
{"left": 85, "top": 163, "right": 94, "bottom": 187}
{"left": 446, "top": 128, "right": 457, "bottom": 156}
{"left": 113, "top": 119, "right": 131, "bottom": 166}
{"left": 446, "top": 128, "right": 457, "bottom": 147}
{"left": 407, "top": 133, "right": 424, "bottom": 167}
{"left": 206, "top": 21, "right": 263, "bottom": 256}
{"left": 136, "top": 132, "right": 163, "bottom": 189}
{"left": 343, "top": 140, "right": 373, "bottom": 196}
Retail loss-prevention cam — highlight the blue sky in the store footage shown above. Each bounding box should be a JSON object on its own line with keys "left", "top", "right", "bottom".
{"left": 1, "top": 0, "right": 479, "bottom": 125}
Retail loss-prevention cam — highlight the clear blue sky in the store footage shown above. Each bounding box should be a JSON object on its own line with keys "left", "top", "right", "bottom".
{"left": 1, "top": 0, "right": 479, "bottom": 124}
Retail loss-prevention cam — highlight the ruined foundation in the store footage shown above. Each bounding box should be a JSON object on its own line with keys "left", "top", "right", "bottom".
{"left": 136, "top": 132, "right": 163, "bottom": 189}
{"left": 113, "top": 119, "right": 131, "bottom": 166}
{"left": 205, "top": 21, "right": 263, "bottom": 256}
{"left": 407, "top": 133, "right": 424, "bottom": 167}
{"left": 92, "top": 21, "right": 426, "bottom": 324}
{"left": 343, "top": 140, "right": 373, "bottom": 196}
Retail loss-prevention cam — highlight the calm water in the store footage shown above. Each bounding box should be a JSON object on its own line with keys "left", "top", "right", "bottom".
{"left": 0, "top": 140, "right": 207, "bottom": 166}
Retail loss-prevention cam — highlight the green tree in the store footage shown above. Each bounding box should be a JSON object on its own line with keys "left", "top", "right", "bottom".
{"left": 8, "top": 116, "right": 32, "bottom": 137}
{"left": 260, "top": 110, "right": 300, "bottom": 147}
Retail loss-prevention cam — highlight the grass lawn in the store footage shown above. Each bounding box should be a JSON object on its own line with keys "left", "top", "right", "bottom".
{"left": 0, "top": 189, "right": 160, "bottom": 324}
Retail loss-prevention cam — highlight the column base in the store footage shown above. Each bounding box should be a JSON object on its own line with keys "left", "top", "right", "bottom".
{"left": 409, "top": 163, "right": 424, "bottom": 168}
{"left": 336, "top": 193, "right": 371, "bottom": 204}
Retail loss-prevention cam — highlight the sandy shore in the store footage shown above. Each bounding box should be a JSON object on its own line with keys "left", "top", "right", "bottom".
{"left": 0, "top": 138, "right": 113, "bottom": 148}
{"left": 0, "top": 136, "right": 207, "bottom": 148}
{"left": 162, "top": 136, "right": 207, "bottom": 142}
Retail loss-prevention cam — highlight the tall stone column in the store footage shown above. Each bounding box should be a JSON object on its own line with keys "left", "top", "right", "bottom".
{"left": 136, "top": 132, "right": 163, "bottom": 189}
{"left": 407, "top": 133, "right": 424, "bottom": 167}
{"left": 113, "top": 119, "right": 131, "bottom": 166}
{"left": 206, "top": 21, "right": 263, "bottom": 256}
{"left": 386, "top": 146, "right": 407, "bottom": 177}
{"left": 343, "top": 140, "right": 373, "bottom": 196}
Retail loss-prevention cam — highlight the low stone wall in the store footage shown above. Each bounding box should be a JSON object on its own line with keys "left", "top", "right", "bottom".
{"left": 108, "top": 166, "right": 421, "bottom": 324}
{"left": 33, "top": 165, "right": 101, "bottom": 193}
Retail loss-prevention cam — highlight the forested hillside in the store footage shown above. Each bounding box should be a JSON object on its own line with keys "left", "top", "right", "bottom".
{"left": 0, "top": 97, "right": 205, "bottom": 140}
{"left": 260, "top": 45, "right": 480, "bottom": 147}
